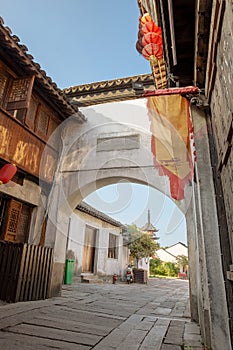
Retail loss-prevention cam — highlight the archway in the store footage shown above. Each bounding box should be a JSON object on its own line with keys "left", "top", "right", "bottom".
{"left": 40, "top": 95, "right": 229, "bottom": 348}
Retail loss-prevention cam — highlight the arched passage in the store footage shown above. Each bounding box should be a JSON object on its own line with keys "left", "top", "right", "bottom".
{"left": 41, "top": 96, "right": 193, "bottom": 295}
{"left": 41, "top": 97, "right": 230, "bottom": 349}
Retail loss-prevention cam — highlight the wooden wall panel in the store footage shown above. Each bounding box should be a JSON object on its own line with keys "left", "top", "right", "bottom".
{"left": 0, "top": 110, "right": 57, "bottom": 182}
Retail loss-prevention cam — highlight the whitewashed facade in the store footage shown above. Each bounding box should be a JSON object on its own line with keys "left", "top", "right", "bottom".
{"left": 67, "top": 202, "right": 129, "bottom": 280}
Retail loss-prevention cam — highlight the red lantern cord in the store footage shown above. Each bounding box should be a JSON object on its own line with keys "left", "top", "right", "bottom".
{"left": 0, "top": 164, "right": 17, "bottom": 185}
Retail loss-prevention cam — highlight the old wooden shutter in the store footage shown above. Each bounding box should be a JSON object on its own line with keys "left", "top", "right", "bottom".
{"left": 0, "top": 70, "right": 8, "bottom": 104}
{"left": 6, "top": 75, "right": 35, "bottom": 111}
{"left": 39, "top": 217, "right": 47, "bottom": 246}
{"left": 25, "top": 96, "right": 38, "bottom": 129}
{"left": 4, "top": 199, "right": 22, "bottom": 242}
{"left": 36, "top": 107, "right": 49, "bottom": 136}
{"left": 16, "top": 204, "right": 32, "bottom": 243}
{"left": 0, "top": 195, "right": 8, "bottom": 240}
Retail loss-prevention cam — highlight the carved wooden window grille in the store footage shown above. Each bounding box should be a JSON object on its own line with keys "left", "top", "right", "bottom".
{"left": 0, "top": 71, "right": 8, "bottom": 104}
{"left": 36, "top": 108, "right": 49, "bottom": 135}
{"left": 4, "top": 200, "right": 22, "bottom": 242}
{"left": 25, "top": 97, "right": 38, "bottom": 129}
{"left": 1, "top": 197, "right": 32, "bottom": 243}
{"left": 6, "top": 76, "right": 35, "bottom": 111}
{"left": 16, "top": 204, "right": 31, "bottom": 243}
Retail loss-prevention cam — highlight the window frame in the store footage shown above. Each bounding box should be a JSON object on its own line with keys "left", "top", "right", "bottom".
{"left": 108, "top": 233, "right": 118, "bottom": 259}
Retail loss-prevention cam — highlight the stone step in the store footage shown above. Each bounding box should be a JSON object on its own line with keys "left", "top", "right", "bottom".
{"left": 81, "top": 274, "right": 104, "bottom": 284}
{"left": 83, "top": 278, "right": 104, "bottom": 284}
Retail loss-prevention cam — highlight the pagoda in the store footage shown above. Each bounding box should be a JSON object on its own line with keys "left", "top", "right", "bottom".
{"left": 141, "top": 209, "right": 159, "bottom": 240}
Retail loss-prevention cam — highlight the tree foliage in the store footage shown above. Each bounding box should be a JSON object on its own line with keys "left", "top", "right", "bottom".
{"left": 127, "top": 225, "right": 159, "bottom": 266}
{"left": 150, "top": 258, "right": 179, "bottom": 277}
{"left": 176, "top": 254, "right": 189, "bottom": 268}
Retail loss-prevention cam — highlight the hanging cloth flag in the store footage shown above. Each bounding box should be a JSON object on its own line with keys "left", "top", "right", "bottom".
{"left": 147, "top": 94, "right": 194, "bottom": 200}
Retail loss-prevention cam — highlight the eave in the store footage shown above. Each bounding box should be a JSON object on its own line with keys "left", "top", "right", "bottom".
{"left": 64, "top": 73, "right": 155, "bottom": 106}
{"left": 0, "top": 17, "right": 84, "bottom": 120}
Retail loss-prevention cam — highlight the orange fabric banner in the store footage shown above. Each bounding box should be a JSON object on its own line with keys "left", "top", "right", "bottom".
{"left": 147, "top": 94, "right": 193, "bottom": 200}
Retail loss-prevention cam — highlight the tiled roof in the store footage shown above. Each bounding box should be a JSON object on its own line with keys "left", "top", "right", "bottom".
{"left": 141, "top": 222, "right": 158, "bottom": 232}
{"left": 64, "top": 73, "right": 155, "bottom": 106}
{"left": 140, "top": 209, "right": 159, "bottom": 232}
{"left": 77, "top": 201, "right": 126, "bottom": 230}
{"left": 64, "top": 74, "right": 154, "bottom": 95}
{"left": 167, "top": 242, "right": 188, "bottom": 249}
{"left": 0, "top": 17, "right": 85, "bottom": 120}
{"left": 157, "top": 248, "right": 177, "bottom": 258}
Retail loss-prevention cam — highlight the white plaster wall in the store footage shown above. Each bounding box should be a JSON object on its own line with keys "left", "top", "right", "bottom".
{"left": 166, "top": 243, "right": 188, "bottom": 257}
{"left": 155, "top": 249, "right": 177, "bottom": 263}
{"left": 138, "top": 258, "right": 150, "bottom": 272}
{"left": 67, "top": 212, "right": 86, "bottom": 275}
{"left": 67, "top": 208, "right": 127, "bottom": 277}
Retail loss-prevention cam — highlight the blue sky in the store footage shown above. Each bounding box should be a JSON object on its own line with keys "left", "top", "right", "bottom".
{"left": 1, "top": 0, "right": 150, "bottom": 88}
{"left": 1, "top": 0, "right": 187, "bottom": 246}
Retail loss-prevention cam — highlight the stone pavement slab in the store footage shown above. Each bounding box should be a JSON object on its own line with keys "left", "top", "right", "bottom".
{"left": 0, "top": 278, "right": 203, "bottom": 349}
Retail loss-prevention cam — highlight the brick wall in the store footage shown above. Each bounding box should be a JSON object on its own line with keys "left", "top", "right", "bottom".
{"left": 209, "top": 2, "right": 233, "bottom": 260}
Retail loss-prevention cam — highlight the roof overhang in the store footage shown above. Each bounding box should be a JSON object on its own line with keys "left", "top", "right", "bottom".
{"left": 139, "top": 0, "right": 212, "bottom": 89}
{"left": 0, "top": 17, "right": 85, "bottom": 121}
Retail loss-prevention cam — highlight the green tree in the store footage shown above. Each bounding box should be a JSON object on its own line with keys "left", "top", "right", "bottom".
{"left": 149, "top": 258, "right": 179, "bottom": 277}
{"left": 176, "top": 255, "right": 189, "bottom": 273}
{"left": 127, "top": 225, "right": 159, "bottom": 267}
{"left": 126, "top": 224, "right": 142, "bottom": 243}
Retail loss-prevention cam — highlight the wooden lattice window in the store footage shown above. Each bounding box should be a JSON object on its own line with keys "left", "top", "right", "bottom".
{"left": 6, "top": 76, "right": 35, "bottom": 111}
{"left": 25, "top": 96, "right": 38, "bottom": 129}
{"left": 47, "top": 117, "right": 59, "bottom": 138}
{"left": 4, "top": 199, "right": 22, "bottom": 242}
{"left": 36, "top": 108, "right": 49, "bottom": 136}
{"left": 0, "top": 70, "right": 8, "bottom": 104}
{"left": 108, "top": 234, "right": 118, "bottom": 259}
{"left": 16, "top": 204, "right": 32, "bottom": 243}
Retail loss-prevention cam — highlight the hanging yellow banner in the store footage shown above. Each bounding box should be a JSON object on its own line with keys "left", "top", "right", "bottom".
{"left": 147, "top": 94, "right": 194, "bottom": 200}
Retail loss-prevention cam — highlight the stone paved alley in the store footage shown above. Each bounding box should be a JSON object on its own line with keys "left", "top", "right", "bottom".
{"left": 0, "top": 278, "right": 203, "bottom": 349}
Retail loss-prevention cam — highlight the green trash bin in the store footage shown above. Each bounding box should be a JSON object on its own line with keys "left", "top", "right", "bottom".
{"left": 64, "top": 259, "right": 75, "bottom": 284}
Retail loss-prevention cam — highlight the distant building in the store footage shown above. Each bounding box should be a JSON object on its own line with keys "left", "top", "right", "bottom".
{"left": 166, "top": 242, "right": 188, "bottom": 258}
{"left": 140, "top": 209, "right": 159, "bottom": 240}
{"left": 67, "top": 201, "right": 129, "bottom": 282}
{"left": 156, "top": 242, "right": 188, "bottom": 262}
{"left": 155, "top": 242, "right": 188, "bottom": 274}
{"left": 155, "top": 248, "right": 177, "bottom": 264}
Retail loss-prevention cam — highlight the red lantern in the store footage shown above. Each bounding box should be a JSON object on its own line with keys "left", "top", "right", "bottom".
{"left": 136, "top": 39, "right": 143, "bottom": 54}
{"left": 0, "top": 164, "right": 17, "bottom": 185}
{"left": 141, "top": 22, "right": 162, "bottom": 35}
{"left": 142, "top": 43, "right": 163, "bottom": 60}
{"left": 140, "top": 13, "right": 153, "bottom": 24}
{"left": 142, "top": 32, "right": 163, "bottom": 47}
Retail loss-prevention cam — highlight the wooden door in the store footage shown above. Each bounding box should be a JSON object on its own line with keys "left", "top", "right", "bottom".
{"left": 82, "top": 226, "right": 96, "bottom": 273}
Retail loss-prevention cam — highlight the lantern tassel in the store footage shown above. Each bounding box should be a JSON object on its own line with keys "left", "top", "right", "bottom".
{"left": 149, "top": 56, "right": 167, "bottom": 89}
